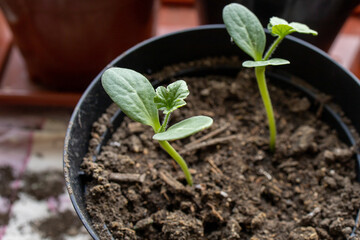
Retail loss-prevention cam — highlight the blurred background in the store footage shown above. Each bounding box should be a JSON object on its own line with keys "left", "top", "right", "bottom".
{"left": 0, "top": 0, "right": 359, "bottom": 239}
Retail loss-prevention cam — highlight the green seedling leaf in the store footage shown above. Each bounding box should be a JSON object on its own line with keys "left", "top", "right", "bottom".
{"left": 243, "top": 58, "right": 290, "bottom": 68}
{"left": 101, "top": 67, "right": 160, "bottom": 129}
{"left": 268, "top": 16, "right": 288, "bottom": 26}
{"left": 289, "top": 22, "right": 318, "bottom": 35}
{"left": 153, "top": 116, "right": 213, "bottom": 141}
{"left": 268, "top": 17, "right": 318, "bottom": 38}
{"left": 223, "top": 3, "right": 265, "bottom": 61}
{"left": 154, "top": 80, "right": 189, "bottom": 114}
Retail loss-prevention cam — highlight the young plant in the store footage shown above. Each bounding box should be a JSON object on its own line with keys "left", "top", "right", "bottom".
{"left": 223, "top": 3, "right": 317, "bottom": 152}
{"left": 101, "top": 67, "right": 213, "bottom": 186}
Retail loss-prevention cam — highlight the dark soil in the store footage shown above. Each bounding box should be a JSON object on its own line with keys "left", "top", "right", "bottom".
{"left": 21, "top": 170, "right": 87, "bottom": 240}
{"left": 0, "top": 167, "right": 15, "bottom": 199}
{"left": 33, "top": 210, "right": 85, "bottom": 240}
{"left": 22, "top": 171, "right": 65, "bottom": 200}
{"left": 82, "top": 57, "right": 360, "bottom": 239}
{"left": 0, "top": 166, "right": 15, "bottom": 226}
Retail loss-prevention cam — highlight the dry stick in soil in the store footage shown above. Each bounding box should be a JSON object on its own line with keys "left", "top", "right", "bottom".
{"left": 180, "top": 134, "right": 265, "bottom": 155}
{"left": 184, "top": 123, "right": 230, "bottom": 148}
{"left": 180, "top": 134, "right": 242, "bottom": 155}
{"left": 102, "top": 68, "right": 213, "bottom": 186}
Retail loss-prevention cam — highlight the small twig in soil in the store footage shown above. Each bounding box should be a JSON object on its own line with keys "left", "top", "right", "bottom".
{"left": 179, "top": 134, "right": 244, "bottom": 155}
{"left": 159, "top": 170, "right": 188, "bottom": 193}
{"left": 170, "top": 160, "right": 179, "bottom": 171}
{"left": 259, "top": 168, "right": 272, "bottom": 180}
{"left": 119, "top": 228, "right": 136, "bottom": 235}
{"left": 315, "top": 94, "right": 332, "bottom": 118}
{"left": 207, "top": 157, "right": 223, "bottom": 175}
{"left": 184, "top": 123, "right": 230, "bottom": 149}
{"left": 109, "top": 173, "right": 145, "bottom": 183}
{"left": 278, "top": 160, "right": 299, "bottom": 169}
{"left": 160, "top": 186, "right": 170, "bottom": 201}
{"left": 207, "top": 203, "right": 224, "bottom": 222}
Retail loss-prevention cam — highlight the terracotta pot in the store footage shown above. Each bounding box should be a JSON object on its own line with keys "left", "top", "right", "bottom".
{"left": 63, "top": 25, "right": 360, "bottom": 239}
{"left": 196, "top": 0, "right": 359, "bottom": 51}
{"left": 0, "top": 0, "right": 158, "bottom": 91}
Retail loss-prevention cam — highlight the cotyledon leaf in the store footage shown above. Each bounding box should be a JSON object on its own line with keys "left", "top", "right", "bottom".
{"left": 223, "top": 3, "right": 265, "bottom": 61}
{"left": 101, "top": 67, "right": 160, "bottom": 129}
{"left": 153, "top": 116, "right": 213, "bottom": 141}
{"left": 243, "top": 58, "right": 290, "bottom": 68}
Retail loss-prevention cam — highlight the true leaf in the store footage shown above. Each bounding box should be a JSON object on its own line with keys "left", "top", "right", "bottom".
{"left": 101, "top": 67, "right": 160, "bottom": 129}
{"left": 268, "top": 17, "right": 318, "bottom": 38}
{"left": 223, "top": 3, "right": 265, "bottom": 61}
{"left": 154, "top": 80, "right": 189, "bottom": 114}
{"left": 268, "top": 17, "right": 288, "bottom": 26}
{"left": 153, "top": 116, "right": 213, "bottom": 141}
{"left": 243, "top": 58, "right": 290, "bottom": 68}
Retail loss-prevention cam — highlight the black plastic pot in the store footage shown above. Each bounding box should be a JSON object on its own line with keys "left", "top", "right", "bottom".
{"left": 196, "top": 0, "right": 359, "bottom": 51}
{"left": 63, "top": 25, "right": 360, "bottom": 239}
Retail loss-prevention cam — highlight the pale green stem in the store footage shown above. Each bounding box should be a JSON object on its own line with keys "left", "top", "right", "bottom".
{"left": 152, "top": 123, "right": 161, "bottom": 133}
{"left": 162, "top": 113, "right": 171, "bottom": 131}
{"left": 263, "top": 36, "right": 284, "bottom": 61}
{"left": 151, "top": 116, "right": 162, "bottom": 133}
{"left": 157, "top": 112, "right": 171, "bottom": 133}
{"left": 158, "top": 140, "right": 193, "bottom": 186}
{"left": 255, "top": 66, "right": 276, "bottom": 152}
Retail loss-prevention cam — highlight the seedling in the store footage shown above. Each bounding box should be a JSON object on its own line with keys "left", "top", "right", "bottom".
{"left": 223, "top": 3, "right": 317, "bottom": 151}
{"left": 101, "top": 68, "right": 213, "bottom": 186}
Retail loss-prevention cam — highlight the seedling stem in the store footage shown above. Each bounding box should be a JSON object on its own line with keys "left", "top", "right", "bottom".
{"left": 158, "top": 140, "right": 193, "bottom": 185}
{"left": 255, "top": 66, "right": 276, "bottom": 151}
